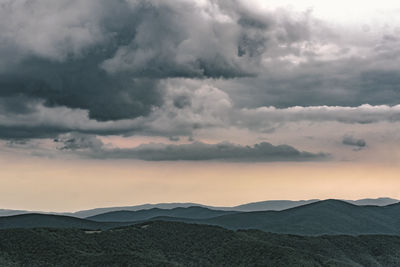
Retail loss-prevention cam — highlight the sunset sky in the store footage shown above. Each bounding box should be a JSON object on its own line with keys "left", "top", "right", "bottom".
{"left": 1, "top": 0, "right": 400, "bottom": 211}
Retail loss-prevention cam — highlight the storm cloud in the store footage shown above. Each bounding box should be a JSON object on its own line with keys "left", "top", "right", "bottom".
{"left": 105, "top": 142, "right": 328, "bottom": 161}
{"left": 1, "top": 87, "right": 400, "bottom": 140}
{"left": 56, "top": 133, "right": 327, "bottom": 161}
{"left": 342, "top": 135, "right": 367, "bottom": 149}
{"left": 1, "top": 0, "right": 400, "bottom": 162}
{"left": 0, "top": 0, "right": 302, "bottom": 122}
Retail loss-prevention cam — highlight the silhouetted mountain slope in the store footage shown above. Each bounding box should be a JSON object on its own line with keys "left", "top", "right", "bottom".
{"left": 1, "top": 197, "right": 398, "bottom": 217}
{"left": 0, "top": 210, "right": 30, "bottom": 217}
{"left": 146, "top": 200, "right": 400, "bottom": 235}
{"left": 3, "top": 200, "right": 400, "bottom": 236}
{"left": 87, "top": 206, "right": 237, "bottom": 222}
{"left": 0, "top": 214, "right": 129, "bottom": 230}
{"left": 201, "top": 199, "right": 400, "bottom": 235}
{"left": 71, "top": 202, "right": 217, "bottom": 218}
{"left": 1, "top": 221, "right": 400, "bottom": 266}
{"left": 346, "top": 197, "right": 399, "bottom": 206}
{"left": 230, "top": 197, "right": 399, "bottom": 211}
{"left": 381, "top": 201, "right": 400, "bottom": 210}
{"left": 231, "top": 199, "right": 320, "bottom": 211}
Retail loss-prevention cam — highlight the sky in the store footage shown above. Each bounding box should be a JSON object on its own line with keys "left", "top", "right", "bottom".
{"left": 1, "top": 0, "right": 400, "bottom": 211}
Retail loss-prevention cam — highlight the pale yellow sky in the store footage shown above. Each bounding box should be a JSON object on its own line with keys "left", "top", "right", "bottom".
{"left": 1, "top": 155, "right": 399, "bottom": 212}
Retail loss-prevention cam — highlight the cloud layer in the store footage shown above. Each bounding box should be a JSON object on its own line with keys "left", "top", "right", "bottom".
{"left": 1, "top": 0, "right": 400, "bottom": 162}
{"left": 342, "top": 136, "right": 367, "bottom": 150}
{"left": 55, "top": 133, "right": 327, "bottom": 161}
{"left": 1, "top": 87, "right": 400, "bottom": 140}
{"left": 0, "top": 0, "right": 294, "bottom": 121}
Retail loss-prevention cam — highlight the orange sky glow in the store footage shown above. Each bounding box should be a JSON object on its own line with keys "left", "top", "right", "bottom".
{"left": 1, "top": 156, "right": 399, "bottom": 212}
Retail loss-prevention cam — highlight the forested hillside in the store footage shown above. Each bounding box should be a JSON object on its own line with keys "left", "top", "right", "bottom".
{"left": 1, "top": 221, "right": 400, "bottom": 266}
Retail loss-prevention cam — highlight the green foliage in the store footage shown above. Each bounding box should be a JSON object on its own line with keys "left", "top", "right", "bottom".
{"left": 1, "top": 221, "right": 400, "bottom": 266}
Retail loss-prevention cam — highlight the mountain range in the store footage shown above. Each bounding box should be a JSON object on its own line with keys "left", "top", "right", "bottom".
{"left": 1, "top": 197, "right": 398, "bottom": 217}
{"left": 0, "top": 213, "right": 129, "bottom": 230}
{"left": 1, "top": 199, "right": 400, "bottom": 236}
{"left": 87, "top": 206, "right": 237, "bottom": 222}
{"left": 199, "top": 199, "right": 400, "bottom": 235}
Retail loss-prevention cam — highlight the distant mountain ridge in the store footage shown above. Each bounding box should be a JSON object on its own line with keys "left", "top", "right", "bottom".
{"left": 346, "top": 197, "right": 399, "bottom": 206}
{"left": 0, "top": 213, "right": 129, "bottom": 230}
{"left": 128, "top": 199, "right": 400, "bottom": 235}
{"left": 87, "top": 206, "right": 237, "bottom": 222}
{"left": 0, "top": 209, "right": 31, "bottom": 217}
{"left": 72, "top": 202, "right": 212, "bottom": 218}
{"left": 232, "top": 199, "right": 320, "bottom": 211}
{"left": 2, "top": 199, "right": 400, "bottom": 236}
{"left": 192, "top": 199, "right": 400, "bottom": 235}
{"left": 1, "top": 197, "right": 398, "bottom": 218}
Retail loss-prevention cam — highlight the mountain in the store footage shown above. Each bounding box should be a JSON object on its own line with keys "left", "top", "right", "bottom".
{"left": 0, "top": 213, "right": 130, "bottom": 230}
{"left": 0, "top": 209, "right": 30, "bottom": 217}
{"left": 146, "top": 200, "right": 400, "bottom": 236}
{"left": 204, "top": 199, "right": 400, "bottom": 235}
{"left": 231, "top": 197, "right": 400, "bottom": 211}
{"left": 231, "top": 199, "right": 320, "bottom": 211}
{"left": 1, "top": 197, "right": 398, "bottom": 218}
{"left": 2, "top": 197, "right": 399, "bottom": 218}
{"left": 71, "top": 202, "right": 215, "bottom": 218}
{"left": 346, "top": 197, "right": 399, "bottom": 206}
{"left": 87, "top": 206, "right": 237, "bottom": 222}
{"left": 1, "top": 221, "right": 400, "bottom": 266}
{"left": 0, "top": 203, "right": 213, "bottom": 218}
{"left": 2, "top": 200, "right": 400, "bottom": 236}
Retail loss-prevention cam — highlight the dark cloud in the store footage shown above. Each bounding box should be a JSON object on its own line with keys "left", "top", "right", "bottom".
{"left": 236, "top": 104, "right": 400, "bottom": 129}
{"left": 342, "top": 135, "right": 367, "bottom": 150}
{"left": 102, "top": 141, "right": 328, "bottom": 162}
{"left": 168, "top": 136, "right": 180, "bottom": 142}
{"left": 54, "top": 133, "right": 103, "bottom": 151}
{"left": 0, "top": 0, "right": 320, "bottom": 125}
{"left": 0, "top": 0, "right": 276, "bottom": 123}
{"left": 0, "top": 125, "right": 66, "bottom": 140}
{"left": 0, "top": 84, "right": 400, "bottom": 141}
{"left": 0, "top": 0, "right": 161, "bottom": 121}
{"left": 173, "top": 95, "right": 191, "bottom": 109}
{"left": 212, "top": 16, "right": 400, "bottom": 109}
{"left": 0, "top": 0, "right": 399, "bottom": 153}
{"left": 0, "top": 96, "right": 37, "bottom": 115}
{"left": 100, "top": 3, "right": 254, "bottom": 79}
{"left": 0, "top": 60, "right": 162, "bottom": 121}
{"left": 56, "top": 134, "right": 327, "bottom": 161}
{"left": 220, "top": 46, "right": 400, "bottom": 109}
{"left": 237, "top": 16, "right": 269, "bottom": 30}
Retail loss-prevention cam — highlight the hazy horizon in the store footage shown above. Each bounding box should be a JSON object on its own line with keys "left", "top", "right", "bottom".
{"left": 1, "top": 194, "right": 399, "bottom": 213}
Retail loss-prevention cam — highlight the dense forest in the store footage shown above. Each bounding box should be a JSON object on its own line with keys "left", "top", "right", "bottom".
{"left": 1, "top": 221, "right": 400, "bottom": 266}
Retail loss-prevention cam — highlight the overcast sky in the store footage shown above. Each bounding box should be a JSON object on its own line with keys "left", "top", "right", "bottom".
{"left": 1, "top": 0, "right": 400, "bottom": 211}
